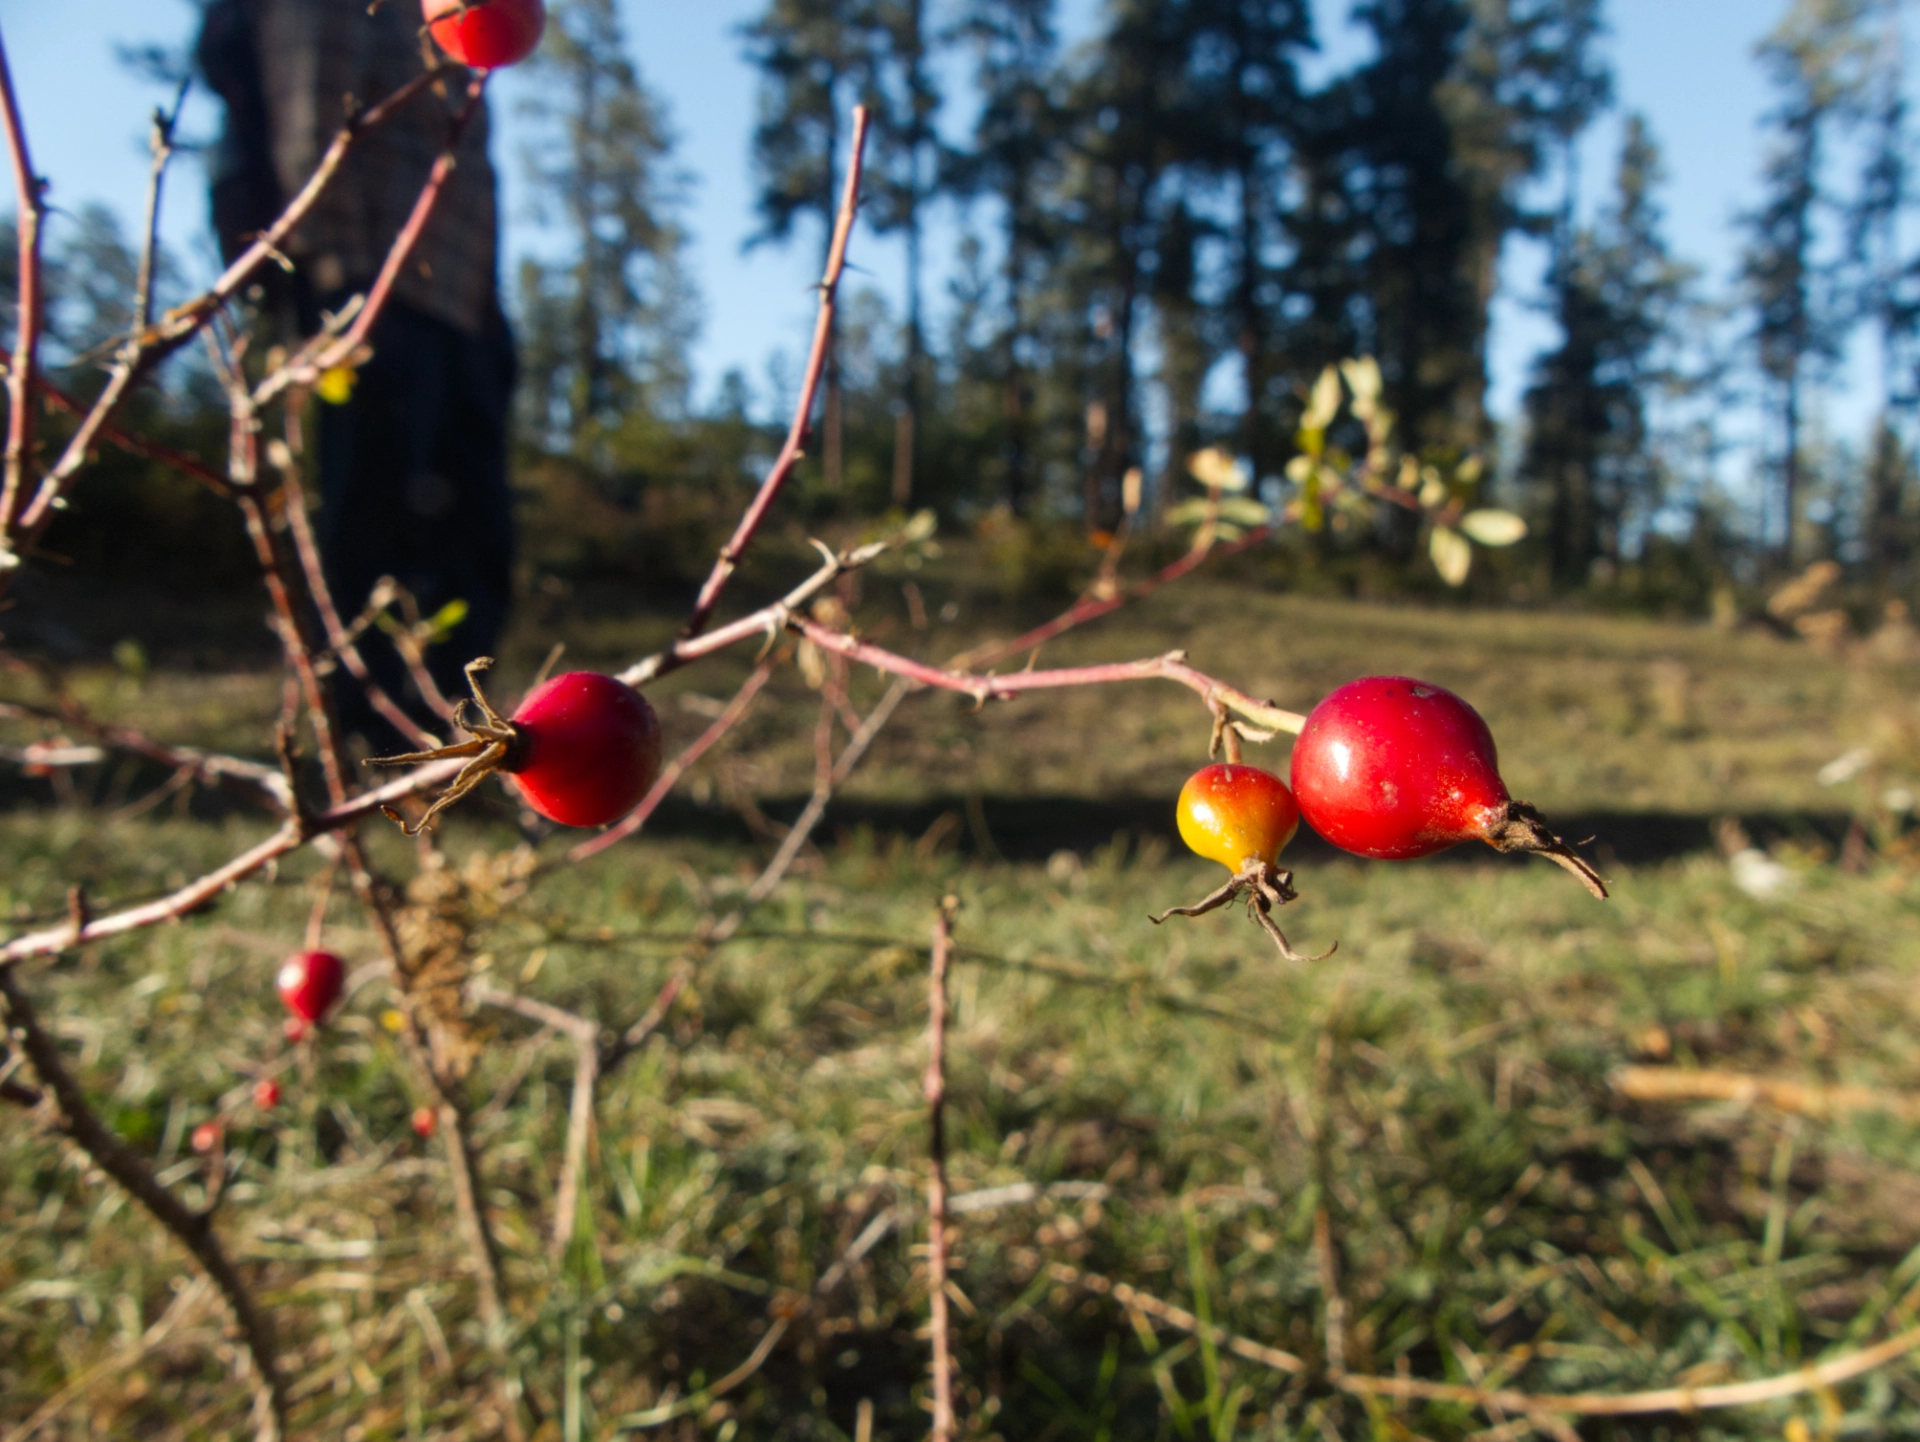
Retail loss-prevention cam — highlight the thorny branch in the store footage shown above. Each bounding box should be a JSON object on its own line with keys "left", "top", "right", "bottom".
{"left": 0, "top": 61, "right": 457, "bottom": 578}
{"left": 673, "top": 106, "right": 872, "bottom": 650}
{"left": 0, "top": 28, "right": 46, "bottom": 550}
{"left": 925, "top": 895, "right": 959, "bottom": 1442}
{"left": 787, "top": 618, "right": 1308, "bottom": 734}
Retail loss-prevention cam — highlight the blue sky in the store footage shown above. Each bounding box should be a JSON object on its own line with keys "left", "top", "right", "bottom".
{"left": 0, "top": 0, "right": 1843, "bottom": 447}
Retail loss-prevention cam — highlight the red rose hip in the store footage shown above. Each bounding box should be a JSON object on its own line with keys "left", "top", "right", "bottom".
{"left": 421, "top": 0, "right": 546, "bottom": 69}
{"left": 277, "top": 950, "right": 347, "bottom": 1026}
{"left": 369, "top": 661, "right": 662, "bottom": 832}
{"left": 254, "top": 1079, "right": 282, "bottom": 1111}
{"left": 412, "top": 1106, "right": 438, "bottom": 1139}
{"left": 504, "top": 672, "right": 662, "bottom": 827}
{"left": 1289, "top": 676, "right": 1606, "bottom": 896}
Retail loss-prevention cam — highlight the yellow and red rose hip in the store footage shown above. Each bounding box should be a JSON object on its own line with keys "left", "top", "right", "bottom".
{"left": 1176, "top": 764, "right": 1299, "bottom": 870}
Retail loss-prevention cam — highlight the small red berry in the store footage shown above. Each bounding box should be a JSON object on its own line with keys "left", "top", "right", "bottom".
{"left": 411, "top": 1106, "right": 438, "bottom": 1139}
{"left": 504, "top": 672, "right": 662, "bottom": 828}
{"left": 254, "top": 1079, "right": 282, "bottom": 1111}
{"left": 1176, "top": 764, "right": 1300, "bottom": 871}
{"left": 191, "top": 1121, "right": 222, "bottom": 1154}
{"left": 277, "top": 950, "right": 347, "bottom": 1027}
{"left": 1289, "top": 676, "right": 1606, "bottom": 896}
{"left": 421, "top": 0, "right": 546, "bottom": 69}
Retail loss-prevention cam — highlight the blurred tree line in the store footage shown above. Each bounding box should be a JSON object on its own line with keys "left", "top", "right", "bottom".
{"left": 503, "top": 0, "right": 1920, "bottom": 614}
{"left": 17, "top": 0, "right": 1920, "bottom": 620}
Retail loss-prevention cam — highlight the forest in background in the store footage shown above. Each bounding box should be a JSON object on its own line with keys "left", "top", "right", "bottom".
{"left": 8, "top": 0, "right": 1920, "bottom": 623}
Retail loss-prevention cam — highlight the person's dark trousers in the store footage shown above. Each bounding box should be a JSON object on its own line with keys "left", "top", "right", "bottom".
{"left": 315, "top": 297, "right": 517, "bottom": 752}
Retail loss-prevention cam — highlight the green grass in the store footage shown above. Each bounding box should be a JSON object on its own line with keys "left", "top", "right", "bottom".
{"left": 6, "top": 582, "right": 1920, "bottom": 1439}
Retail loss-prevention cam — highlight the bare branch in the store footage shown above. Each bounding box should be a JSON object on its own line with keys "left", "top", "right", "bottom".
{"left": 0, "top": 968, "right": 289, "bottom": 1435}
{"left": 788, "top": 618, "right": 1308, "bottom": 735}
{"left": 0, "top": 29, "right": 47, "bottom": 551}
{"left": 951, "top": 525, "right": 1273, "bottom": 673}
{"left": 674, "top": 107, "right": 872, "bottom": 648}
{"left": 925, "top": 895, "right": 959, "bottom": 1442}
{"left": 253, "top": 74, "right": 488, "bottom": 407}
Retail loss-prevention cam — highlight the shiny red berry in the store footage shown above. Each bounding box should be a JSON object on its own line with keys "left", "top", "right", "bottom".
{"left": 504, "top": 672, "right": 662, "bottom": 828}
{"left": 254, "top": 1079, "right": 282, "bottom": 1111}
{"left": 421, "top": 0, "right": 546, "bottom": 69}
{"left": 1289, "top": 676, "right": 1607, "bottom": 896}
{"left": 412, "top": 1106, "right": 438, "bottom": 1139}
{"left": 191, "top": 1121, "right": 222, "bottom": 1154}
{"left": 1176, "top": 764, "right": 1300, "bottom": 871}
{"left": 277, "top": 950, "right": 347, "bottom": 1026}
{"left": 1290, "top": 677, "right": 1506, "bottom": 860}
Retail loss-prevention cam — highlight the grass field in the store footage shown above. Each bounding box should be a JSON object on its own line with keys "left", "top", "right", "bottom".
{"left": 5, "top": 572, "right": 1920, "bottom": 1440}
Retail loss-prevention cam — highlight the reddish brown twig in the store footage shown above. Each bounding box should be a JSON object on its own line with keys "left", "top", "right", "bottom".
{"left": 621, "top": 537, "right": 892, "bottom": 688}
{"left": 38, "top": 377, "right": 234, "bottom": 497}
{"left": 569, "top": 659, "right": 778, "bottom": 862}
{"left": 674, "top": 107, "right": 872, "bottom": 651}
{"left": 254, "top": 74, "right": 488, "bottom": 406}
{"left": 734, "top": 678, "right": 908, "bottom": 916}
{"left": 0, "top": 29, "right": 46, "bottom": 546}
{"left": 954, "top": 525, "right": 1273, "bottom": 672}
{"left": 0, "top": 968, "right": 290, "bottom": 1435}
{"left": 925, "top": 894, "right": 960, "bottom": 1441}
{"left": 3, "top": 63, "right": 456, "bottom": 563}
{"left": 0, "top": 691, "right": 292, "bottom": 810}
{"left": 788, "top": 618, "right": 1308, "bottom": 734}
{"left": 272, "top": 440, "right": 442, "bottom": 750}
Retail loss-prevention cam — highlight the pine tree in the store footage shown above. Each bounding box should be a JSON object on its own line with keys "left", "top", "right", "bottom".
{"left": 1522, "top": 116, "right": 1691, "bottom": 585}
{"left": 953, "top": 0, "right": 1060, "bottom": 514}
{"left": 517, "top": 0, "right": 694, "bottom": 455}
{"left": 1179, "top": 0, "right": 1312, "bottom": 485}
{"left": 741, "top": 0, "right": 883, "bottom": 496}
{"left": 1739, "top": 0, "right": 1873, "bottom": 566}
{"left": 865, "top": 0, "right": 942, "bottom": 506}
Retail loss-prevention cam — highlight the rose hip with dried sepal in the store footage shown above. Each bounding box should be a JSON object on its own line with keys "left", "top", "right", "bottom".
{"left": 368, "top": 659, "right": 662, "bottom": 833}
{"left": 1153, "top": 763, "right": 1331, "bottom": 963}
{"left": 1176, "top": 763, "right": 1300, "bottom": 872}
{"left": 1288, "top": 676, "right": 1606, "bottom": 897}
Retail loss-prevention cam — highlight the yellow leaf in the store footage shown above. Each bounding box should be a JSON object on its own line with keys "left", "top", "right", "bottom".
{"left": 1186, "top": 446, "right": 1249, "bottom": 492}
{"left": 1430, "top": 526, "right": 1471, "bottom": 586}
{"left": 1459, "top": 509, "right": 1527, "bottom": 547}
{"left": 1339, "top": 356, "right": 1382, "bottom": 403}
{"left": 1284, "top": 455, "right": 1314, "bottom": 483}
{"left": 316, "top": 366, "right": 357, "bottom": 405}
{"left": 1302, "top": 364, "right": 1343, "bottom": 433}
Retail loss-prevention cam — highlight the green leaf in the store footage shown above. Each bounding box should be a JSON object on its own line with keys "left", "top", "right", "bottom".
{"left": 1164, "top": 499, "right": 1217, "bottom": 528}
{"left": 1459, "top": 508, "right": 1527, "bottom": 547}
{"left": 427, "top": 598, "right": 470, "bottom": 641}
{"left": 1429, "top": 526, "right": 1472, "bottom": 586}
{"left": 1216, "top": 497, "right": 1271, "bottom": 527}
